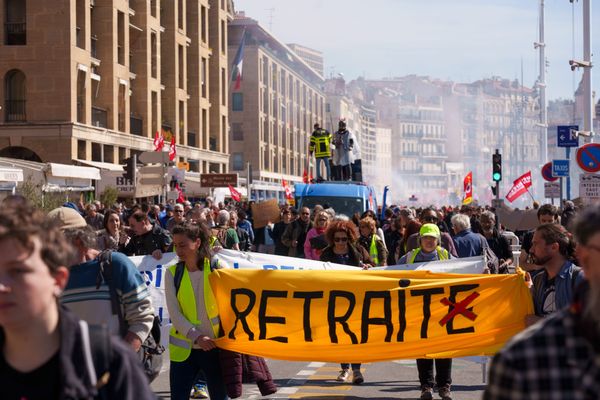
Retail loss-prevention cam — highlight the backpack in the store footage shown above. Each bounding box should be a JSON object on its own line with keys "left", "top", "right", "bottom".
{"left": 211, "top": 226, "right": 230, "bottom": 249}
{"left": 80, "top": 320, "right": 112, "bottom": 400}
{"left": 479, "top": 235, "right": 500, "bottom": 274}
{"left": 96, "top": 250, "right": 165, "bottom": 382}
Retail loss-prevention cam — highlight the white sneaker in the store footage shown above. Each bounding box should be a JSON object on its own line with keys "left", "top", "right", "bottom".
{"left": 336, "top": 369, "right": 350, "bottom": 382}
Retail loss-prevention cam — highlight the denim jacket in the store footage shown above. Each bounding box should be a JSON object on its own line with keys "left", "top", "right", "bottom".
{"left": 532, "top": 261, "right": 584, "bottom": 316}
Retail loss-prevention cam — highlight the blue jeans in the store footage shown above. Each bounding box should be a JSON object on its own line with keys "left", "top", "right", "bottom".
{"left": 341, "top": 363, "right": 361, "bottom": 371}
{"left": 170, "top": 349, "right": 229, "bottom": 400}
{"left": 316, "top": 157, "right": 331, "bottom": 180}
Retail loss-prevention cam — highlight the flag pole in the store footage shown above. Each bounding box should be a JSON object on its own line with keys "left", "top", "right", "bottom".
{"left": 526, "top": 188, "right": 536, "bottom": 202}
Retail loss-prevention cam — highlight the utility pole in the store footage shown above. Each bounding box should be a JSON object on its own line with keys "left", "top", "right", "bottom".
{"left": 582, "top": 0, "right": 593, "bottom": 142}
{"left": 537, "top": 0, "right": 548, "bottom": 163}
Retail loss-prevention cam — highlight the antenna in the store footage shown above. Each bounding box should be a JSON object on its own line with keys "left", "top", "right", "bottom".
{"left": 266, "top": 7, "right": 275, "bottom": 31}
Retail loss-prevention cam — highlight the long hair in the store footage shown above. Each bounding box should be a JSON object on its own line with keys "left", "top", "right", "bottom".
{"left": 325, "top": 220, "right": 359, "bottom": 245}
{"left": 172, "top": 222, "right": 212, "bottom": 269}
{"left": 535, "top": 223, "right": 576, "bottom": 260}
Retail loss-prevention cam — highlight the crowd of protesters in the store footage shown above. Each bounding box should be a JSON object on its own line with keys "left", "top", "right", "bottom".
{"left": 0, "top": 192, "right": 597, "bottom": 400}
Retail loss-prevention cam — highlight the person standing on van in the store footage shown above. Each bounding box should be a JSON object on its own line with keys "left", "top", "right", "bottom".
{"left": 332, "top": 120, "right": 354, "bottom": 181}
{"left": 309, "top": 123, "right": 332, "bottom": 181}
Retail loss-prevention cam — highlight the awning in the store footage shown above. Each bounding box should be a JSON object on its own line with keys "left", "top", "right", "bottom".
{"left": 75, "top": 159, "right": 123, "bottom": 172}
{"left": 0, "top": 167, "right": 23, "bottom": 182}
{"left": 47, "top": 163, "right": 101, "bottom": 180}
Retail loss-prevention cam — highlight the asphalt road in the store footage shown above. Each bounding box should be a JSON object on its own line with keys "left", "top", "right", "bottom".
{"left": 152, "top": 357, "right": 488, "bottom": 399}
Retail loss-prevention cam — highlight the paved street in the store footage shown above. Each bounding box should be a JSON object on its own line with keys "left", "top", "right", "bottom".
{"left": 152, "top": 357, "right": 487, "bottom": 399}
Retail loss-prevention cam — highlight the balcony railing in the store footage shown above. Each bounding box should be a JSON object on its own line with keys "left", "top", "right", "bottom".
{"left": 5, "top": 22, "right": 26, "bottom": 45}
{"left": 130, "top": 116, "right": 143, "bottom": 136}
{"left": 4, "top": 100, "right": 26, "bottom": 122}
{"left": 91, "top": 106, "right": 107, "bottom": 128}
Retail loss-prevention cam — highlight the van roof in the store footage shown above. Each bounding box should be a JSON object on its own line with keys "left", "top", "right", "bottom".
{"left": 294, "top": 182, "right": 373, "bottom": 198}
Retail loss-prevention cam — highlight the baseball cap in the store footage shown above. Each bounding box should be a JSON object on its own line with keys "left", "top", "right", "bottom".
{"left": 419, "top": 223, "right": 441, "bottom": 239}
{"left": 47, "top": 207, "right": 87, "bottom": 230}
{"left": 165, "top": 204, "right": 174, "bottom": 211}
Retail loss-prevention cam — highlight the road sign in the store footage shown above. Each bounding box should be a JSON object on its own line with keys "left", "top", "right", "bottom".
{"left": 200, "top": 173, "right": 238, "bottom": 187}
{"left": 557, "top": 125, "right": 579, "bottom": 147}
{"left": 579, "top": 173, "right": 600, "bottom": 203}
{"left": 177, "top": 161, "right": 190, "bottom": 171}
{"left": 139, "top": 176, "right": 165, "bottom": 185}
{"left": 139, "top": 151, "right": 171, "bottom": 164}
{"left": 551, "top": 160, "right": 569, "bottom": 177}
{"left": 541, "top": 162, "right": 558, "bottom": 182}
{"left": 576, "top": 143, "right": 600, "bottom": 173}
{"left": 544, "top": 182, "right": 560, "bottom": 198}
{"left": 139, "top": 165, "right": 164, "bottom": 175}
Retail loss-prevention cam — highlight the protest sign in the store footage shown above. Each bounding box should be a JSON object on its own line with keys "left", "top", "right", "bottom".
{"left": 210, "top": 269, "right": 532, "bottom": 362}
{"left": 251, "top": 199, "right": 280, "bottom": 228}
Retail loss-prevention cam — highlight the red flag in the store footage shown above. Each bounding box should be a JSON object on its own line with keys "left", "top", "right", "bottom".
{"left": 169, "top": 137, "right": 176, "bottom": 161}
{"left": 302, "top": 170, "right": 309, "bottom": 184}
{"left": 282, "top": 179, "right": 293, "bottom": 200}
{"left": 506, "top": 171, "right": 532, "bottom": 203}
{"left": 153, "top": 131, "right": 164, "bottom": 151}
{"left": 462, "top": 172, "right": 473, "bottom": 205}
{"left": 228, "top": 185, "right": 241, "bottom": 202}
{"left": 174, "top": 183, "right": 185, "bottom": 203}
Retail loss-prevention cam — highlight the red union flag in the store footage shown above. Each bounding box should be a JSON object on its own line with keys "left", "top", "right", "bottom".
{"left": 153, "top": 131, "right": 164, "bottom": 151}
{"left": 462, "top": 171, "right": 473, "bottom": 205}
{"left": 228, "top": 185, "right": 241, "bottom": 202}
{"left": 506, "top": 171, "right": 532, "bottom": 203}
{"left": 282, "top": 179, "right": 293, "bottom": 200}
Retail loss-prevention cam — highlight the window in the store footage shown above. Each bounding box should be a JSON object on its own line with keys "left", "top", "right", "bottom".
{"left": 232, "top": 153, "right": 244, "bottom": 170}
{"left": 232, "top": 123, "right": 243, "bottom": 141}
{"left": 178, "top": 45, "right": 184, "bottom": 89}
{"left": 117, "top": 12, "right": 125, "bottom": 65}
{"left": 76, "top": 0, "right": 85, "bottom": 49}
{"left": 232, "top": 93, "right": 243, "bottom": 111}
{"left": 4, "top": 0, "right": 26, "bottom": 45}
{"left": 150, "top": 32, "right": 157, "bottom": 78}
{"left": 4, "top": 69, "right": 26, "bottom": 122}
{"left": 77, "top": 140, "right": 86, "bottom": 160}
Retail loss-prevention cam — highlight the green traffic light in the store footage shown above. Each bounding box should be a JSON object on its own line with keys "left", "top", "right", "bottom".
{"left": 493, "top": 172, "right": 501, "bottom": 181}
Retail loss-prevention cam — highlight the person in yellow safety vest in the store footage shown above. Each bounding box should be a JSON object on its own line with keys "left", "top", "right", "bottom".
{"left": 309, "top": 122, "right": 333, "bottom": 181}
{"left": 165, "top": 222, "right": 228, "bottom": 400}
{"left": 357, "top": 216, "right": 388, "bottom": 266}
{"left": 398, "top": 223, "right": 453, "bottom": 400}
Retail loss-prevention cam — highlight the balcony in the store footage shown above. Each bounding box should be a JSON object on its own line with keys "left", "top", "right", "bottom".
{"left": 4, "top": 100, "right": 26, "bottom": 122}
{"left": 5, "top": 22, "right": 26, "bottom": 45}
{"left": 91, "top": 106, "right": 107, "bottom": 127}
{"left": 130, "top": 115, "right": 143, "bottom": 136}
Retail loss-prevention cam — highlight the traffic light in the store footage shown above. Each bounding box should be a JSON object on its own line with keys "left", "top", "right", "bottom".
{"left": 492, "top": 151, "right": 502, "bottom": 182}
{"left": 123, "top": 156, "right": 137, "bottom": 181}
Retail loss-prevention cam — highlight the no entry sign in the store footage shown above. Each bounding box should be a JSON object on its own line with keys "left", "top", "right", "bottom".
{"left": 541, "top": 162, "right": 558, "bottom": 182}
{"left": 576, "top": 143, "right": 600, "bottom": 173}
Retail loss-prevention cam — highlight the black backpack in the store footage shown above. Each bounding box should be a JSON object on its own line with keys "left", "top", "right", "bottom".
{"left": 96, "top": 250, "right": 165, "bottom": 382}
{"left": 479, "top": 235, "right": 500, "bottom": 274}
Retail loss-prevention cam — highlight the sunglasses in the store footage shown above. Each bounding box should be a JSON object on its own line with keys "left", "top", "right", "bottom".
{"left": 174, "top": 210, "right": 184, "bottom": 213}
{"left": 423, "top": 216, "right": 438, "bottom": 222}
{"left": 334, "top": 237, "right": 348, "bottom": 242}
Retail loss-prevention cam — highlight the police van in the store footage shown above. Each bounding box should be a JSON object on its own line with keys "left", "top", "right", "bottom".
{"left": 294, "top": 181, "right": 377, "bottom": 218}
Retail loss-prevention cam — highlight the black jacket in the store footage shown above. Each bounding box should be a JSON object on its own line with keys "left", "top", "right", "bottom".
{"left": 0, "top": 306, "right": 156, "bottom": 400}
{"left": 122, "top": 224, "right": 172, "bottom": 256}
{"left": 320, "top": 242, "right": 374, "bottom": 267}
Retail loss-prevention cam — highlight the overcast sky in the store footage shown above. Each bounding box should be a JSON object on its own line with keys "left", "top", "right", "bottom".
{"left": 234, "top": 0, "right": 599, "bottom": 101}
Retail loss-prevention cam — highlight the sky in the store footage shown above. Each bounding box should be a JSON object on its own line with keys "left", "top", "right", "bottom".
{"left": 234, "top": 0, "right": 600, "bottom": 101}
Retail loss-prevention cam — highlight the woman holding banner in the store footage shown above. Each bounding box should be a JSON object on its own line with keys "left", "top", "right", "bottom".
{"left": 357, "top": 217, "right": 388, "bottom": 266}
{"left": 320, "top": 220, "right": 374, "bottom": 385}
{"left": 398, "top": 223, "right": 453, "bottom": 400}
{"left": 166, "top": 222, "right": 228, "bottom": 400}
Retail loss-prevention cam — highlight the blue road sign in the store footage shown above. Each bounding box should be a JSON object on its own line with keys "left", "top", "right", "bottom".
{"left": 557, "top": 125, "right": 579, "bottom": 147}
{"left": 552, "top": 160, "right": 569, "bottom": 177}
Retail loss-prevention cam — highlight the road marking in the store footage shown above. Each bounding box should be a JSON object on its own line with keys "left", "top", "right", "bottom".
{"left": 307, "top": 362, "right": 326, "bottom": 368}
{"left": 297, "top": 369, "right": 316, "bottom": 376}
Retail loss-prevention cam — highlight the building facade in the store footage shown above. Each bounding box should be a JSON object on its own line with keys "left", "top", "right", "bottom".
{"left": 228, "top": 15, "right": 325, "bottom": 200}
{"left": 286, "top": 43, "right": 324, "bottom": 77}
{"left": 0, "top": 0, "right": 233, "bottom": 193}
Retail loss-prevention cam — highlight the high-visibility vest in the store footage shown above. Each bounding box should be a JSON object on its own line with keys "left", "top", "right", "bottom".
{"left": 407, "top": 246, "right": 449, "bottom": 264}
{"left": 168, "top": 258, "right": 221, "bottom": 362}
{"left": 369, "top": 235, "right": 380, "bottom": 266}
{"left": 309, "top": 129, "right": 332, "bottom": 158}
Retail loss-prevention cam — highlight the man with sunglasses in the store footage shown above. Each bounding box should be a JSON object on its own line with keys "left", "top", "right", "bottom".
{"left": 166, "top": 203, "right": 186, "bottom": 233}
{"left": 405, "top": 208, "right": 457, "bottom": 258}
{"left": 484, "top": 206, "right": 599, "bottom": 400}
{"left": 282, "top": 207, "right": 313, "bottom": 258}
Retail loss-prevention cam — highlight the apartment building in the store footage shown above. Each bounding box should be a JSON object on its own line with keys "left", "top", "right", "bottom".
{"left": 228, "top": 15, "right": 325, "bottom": 201}
{"left": 287, "top": 43, "right": 324, "bottom": 77}
{"left": 0, "top": 0, "right": 233, "bottom": 188}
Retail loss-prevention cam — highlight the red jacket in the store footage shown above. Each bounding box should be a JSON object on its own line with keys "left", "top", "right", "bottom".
{"left": 219, "top": 350, "right": 277, "bottom": 398}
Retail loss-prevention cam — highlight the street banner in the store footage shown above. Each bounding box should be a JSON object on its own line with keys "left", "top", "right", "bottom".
{"left": 462, "top": 171, "right": 473, "bottom": 205}
{"left": 210, "top": 269, "right": 533, "bottom": 361}
{"left": 506, "top": 171, "right": 532, "bottom": 203}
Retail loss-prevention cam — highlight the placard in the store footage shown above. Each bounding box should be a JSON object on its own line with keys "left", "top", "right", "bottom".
{"left": 251, "top": 199, "right": 281, "bottom": 228}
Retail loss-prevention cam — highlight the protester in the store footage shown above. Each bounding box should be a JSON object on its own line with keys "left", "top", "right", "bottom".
{"left": 166, "top": 223, "right": 228, "bottom": 400}
{"left": 123, "top": 211, "right": 173, "bottom": 259}
{"left": 479, "top": 210, "right": 513, "bottom": 272}
{"left": 357, "top": 216, "right": 388, "bottom": 266}
{"left": 526, "top": 223, "right": 584, "bottom": 325}
{"left": 320, "top": 219, "right": 373, "bottom": 385}
{"left": 230, "top": 211, "right": 251, "bottom": 252}
{"left": 84, "top": 203, "right": 105, "bottom": 231}
{"left": 236, "top": 209, "right": 255, "bottom": 246}
{"left": 519, "top": 204, "right": 560, "bottom": 272}
{"left": 97, "top": 209, "right": 129, "bottom": 251}
{"left": 398, "top": 224, "right": 453, "bottom": 400}
{"left": 484, "top": 205, "right": 599, "bottom": 400}
{"left": 272, "top": 208, "right": 293, "bottom": 256}
{"left": 212, "top": 210, "right": 240, "bottom": 250}
{"left": 384, "top": 216, "right": 403, "bottom": 265}
{"left": 0, "top": 203, "right": 155, "bottom": 399}
{"left": 450, "top": 213, "right": 484, "bottom": 258}
{"left": 405, "top": 208, "right": 457, "bottom": 258}
{"left": 166, "top": 203, "right": 186, "bottom": 233}
{"left": 282, "top": 206, "right": 313, "bottom": 258}
{"left": 304, "top": 210, "right": 330, "bottom": 261}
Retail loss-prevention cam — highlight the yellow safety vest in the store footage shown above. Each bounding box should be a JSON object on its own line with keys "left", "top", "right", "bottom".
{"left": 408, "top": 246, "right": 449, "bottom": 264}
{"left": 369, "top": 235, "right": 380, "bottom": 266}
{"left": 310, "top": 129, "right": 332, "bottom": 158}
{"left": 168, "top": 258, "right": 221, "bottom": 362}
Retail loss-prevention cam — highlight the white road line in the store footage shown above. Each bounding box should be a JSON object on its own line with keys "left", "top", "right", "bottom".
{"left": 307, "top": 361, "right": 326, "bottom": 368}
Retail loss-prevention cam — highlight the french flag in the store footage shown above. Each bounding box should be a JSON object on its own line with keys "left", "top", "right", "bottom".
{"left": 230, "top": 31, "right": 246, "bottom": 91}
